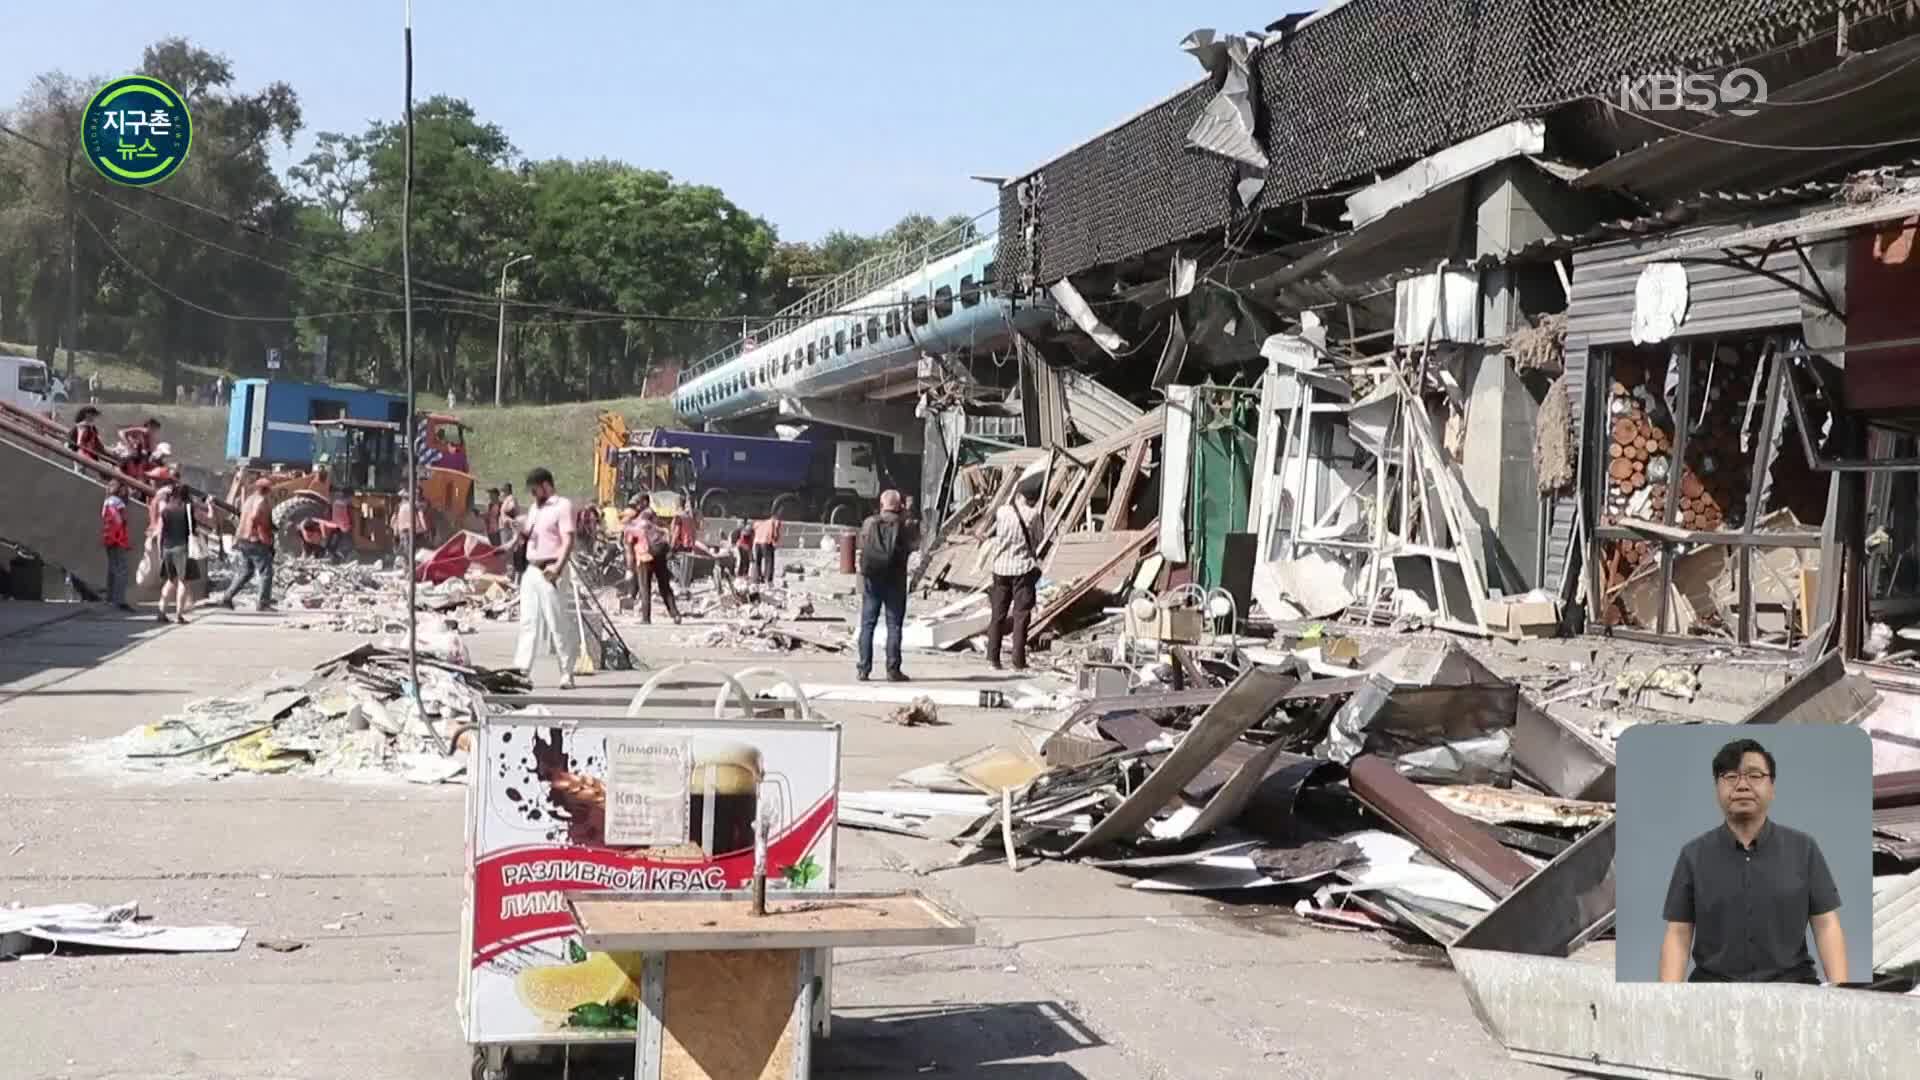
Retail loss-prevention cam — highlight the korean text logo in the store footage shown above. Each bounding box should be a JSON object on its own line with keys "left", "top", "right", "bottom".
{"left": 1618, "top": 69, "right": 1768, "bottom": 118}
{"left": 81, "top": 76, "right": 193, "bottom": 187}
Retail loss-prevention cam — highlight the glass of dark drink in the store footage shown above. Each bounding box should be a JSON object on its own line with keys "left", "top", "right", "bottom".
{"left": 688, "top": 740, "right": 761, "bottom": 856}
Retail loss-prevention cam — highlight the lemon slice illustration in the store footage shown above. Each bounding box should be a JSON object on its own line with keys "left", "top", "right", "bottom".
{"left": 514, "top": 950, "right": 639, "bottom": 1022}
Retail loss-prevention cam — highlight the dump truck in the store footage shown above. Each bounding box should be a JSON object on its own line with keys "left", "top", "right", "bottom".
{"left": 594, "top": 412, "right": 906, "bottom": 525}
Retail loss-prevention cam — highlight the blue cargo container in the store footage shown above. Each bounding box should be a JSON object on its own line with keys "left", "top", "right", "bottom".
{"left": 226, "top": 379, "right": 408, "bottom": 466}
{"left": 646, "top": 429, "right": 829, "bottom": 491}
{"left": 628, "top": 426, "right": 898, "bottom": 524}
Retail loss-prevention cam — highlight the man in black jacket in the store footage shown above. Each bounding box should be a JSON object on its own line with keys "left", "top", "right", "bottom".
{"left": 854, "top": 489, "right": 917, "bottom": 682}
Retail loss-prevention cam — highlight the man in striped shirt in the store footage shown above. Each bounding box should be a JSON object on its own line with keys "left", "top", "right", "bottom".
{"left": 976, "top": 494, "right": 1041, "bottom": 671}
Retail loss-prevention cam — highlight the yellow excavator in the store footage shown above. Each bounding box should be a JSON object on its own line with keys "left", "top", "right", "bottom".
{"left": 593, "top": 411, "right": 694, "bottom": 520}
{"left": 236, "top": 413, "right": 478, "bottom": 557}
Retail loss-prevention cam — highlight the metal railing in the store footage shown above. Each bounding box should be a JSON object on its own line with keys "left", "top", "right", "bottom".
{"left": 681, "top": 209, "right": 994, "bottom": 386}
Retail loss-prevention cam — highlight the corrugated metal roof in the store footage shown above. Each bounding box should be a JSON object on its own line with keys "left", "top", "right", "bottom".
{"left": 1061, "top": 369, "right": 1146, "bottom": 445}
{"left": 1626, "top": 189, "right": 1920, "bottom": 265}
{"left": 1873, "top": 868, "right": 1920, "bottom": 974}
{"left": 1567, "top": 228, "right": 1818, "bottom": 349}
{"left": 1876, "top": 803, "right": 1920, "bottom": 839}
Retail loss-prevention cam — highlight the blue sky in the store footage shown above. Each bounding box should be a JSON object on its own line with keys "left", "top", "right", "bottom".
{"left": 6, "top": 1, "right": 1311, "bottom": 241}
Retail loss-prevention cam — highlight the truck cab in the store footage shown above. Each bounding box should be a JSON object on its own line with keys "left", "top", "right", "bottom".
{"left": 835, "top": 440, "right": 883, "bottom": 501}
{"left": 0, "top": 355, "right": 56, "bottom": 418}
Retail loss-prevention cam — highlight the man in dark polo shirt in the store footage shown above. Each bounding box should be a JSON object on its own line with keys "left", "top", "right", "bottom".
{"left": 1658, "top": 737, "right": 1848, "bottom": 984}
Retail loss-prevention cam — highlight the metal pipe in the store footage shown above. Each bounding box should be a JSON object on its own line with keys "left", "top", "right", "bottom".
{"left": 749, "top": 816, "right": 768, "bottom": 917}
{"left": 400, "top": 2, "right": 443, "bottom": 757}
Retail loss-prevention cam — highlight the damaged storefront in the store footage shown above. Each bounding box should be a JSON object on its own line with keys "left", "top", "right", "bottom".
{"left": 1565, "top": 227, "right": 1837, "bottom": 647}
{"left": 1563, "top": 182, "right": 1920, "bottom": 775}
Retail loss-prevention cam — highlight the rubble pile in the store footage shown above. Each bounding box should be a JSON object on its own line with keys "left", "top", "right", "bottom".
{"left": 849, "top": 635, "right": 1914, "bottom": 956}
{"left": 609, "top": 545, "right": 852, "bottom": 654}
{"left": 207, "top": 552, "right": 518, "bottom": 633}
{"left": 104, "top": 643, "right": 529, "bottom": 783}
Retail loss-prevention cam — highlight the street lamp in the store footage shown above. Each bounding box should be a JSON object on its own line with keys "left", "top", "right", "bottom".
{"left": 495, "top": 253, "right": 533, "bottom": 407}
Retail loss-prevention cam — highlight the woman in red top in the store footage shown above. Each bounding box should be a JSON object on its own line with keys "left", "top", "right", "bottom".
{"left": 69, "top": 407, "right": 107, "bottom": 461}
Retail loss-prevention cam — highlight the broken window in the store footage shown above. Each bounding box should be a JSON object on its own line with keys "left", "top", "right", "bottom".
{"left": 960, "top": 275, "right": 980, "bottom": 307}
{"left": 934, "top": 285, "right": 955, "bottom": 318}
{"left": 1589, "top": 335, "right": 1825, "bottom": 645}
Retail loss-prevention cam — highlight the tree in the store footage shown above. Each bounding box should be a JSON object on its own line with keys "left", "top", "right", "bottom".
{"left": 348, "top": 96, "right": 528, "bottom": 396}
{"left": 77, "top": 39, "right": 302, "bottom": 398}
{"left": 0, "top": 73, "right": 96, "bottom": 371}
{"left": 5, "top": 45, "right": 976, "bottom": 408}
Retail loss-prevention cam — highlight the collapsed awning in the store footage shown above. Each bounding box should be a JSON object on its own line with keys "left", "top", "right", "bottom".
{"left": 1626, "top": 188, "right": 1920, "bottom": 265}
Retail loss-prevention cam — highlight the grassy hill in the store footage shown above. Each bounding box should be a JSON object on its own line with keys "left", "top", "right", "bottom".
{"left": 8, "top": 340, "right": 681, "bottom": 499}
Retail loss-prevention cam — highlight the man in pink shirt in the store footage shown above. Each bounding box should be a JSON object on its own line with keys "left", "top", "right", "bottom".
{"left": 513, "top": 467, "right": 580, "bottom": 688}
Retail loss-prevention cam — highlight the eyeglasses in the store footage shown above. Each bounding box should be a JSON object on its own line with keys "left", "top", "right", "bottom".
{"left": 1717, "top": 770, "right": 1772, "bottom": 784}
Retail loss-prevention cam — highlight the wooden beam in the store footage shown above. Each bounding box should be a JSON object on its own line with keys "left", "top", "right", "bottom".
{"left": 1104, "top": 437, "right": 1151, "bottom": 533}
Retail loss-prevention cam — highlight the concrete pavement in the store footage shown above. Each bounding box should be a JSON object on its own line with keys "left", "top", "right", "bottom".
{"left": 0, "top": 598, "right": 1556, "bottom": 1079}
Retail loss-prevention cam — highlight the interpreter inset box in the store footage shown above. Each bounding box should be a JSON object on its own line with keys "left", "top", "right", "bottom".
{"left": 1614, "top": 724, "right": 1872, "bottom": 984}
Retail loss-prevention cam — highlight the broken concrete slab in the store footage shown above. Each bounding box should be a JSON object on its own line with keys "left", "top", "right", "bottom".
{"left": 1452, "top": 947, "right": 1920, "bottom": 1080}
{"left": 1742, "top": 649, "right": 1881, "bottom": 727}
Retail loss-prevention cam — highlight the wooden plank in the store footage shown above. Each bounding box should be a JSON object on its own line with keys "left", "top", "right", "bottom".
{"left": 1044, "top": 528, "right": 1152, "bottom": 594}
{"left": 661, "top": 949, "right": 797, "bottom": 1080}
{"left": 1104, "top": 437, "right": 1150, "bottom": 532}
{"left": 1028, "top": 526, "right": 1158, "bottom": 640}
{"left": 573, "top": 890, "right": 974, "bottom": 952}
{"left": 1052, "top": 450, "right": 1112, "bottom": 545}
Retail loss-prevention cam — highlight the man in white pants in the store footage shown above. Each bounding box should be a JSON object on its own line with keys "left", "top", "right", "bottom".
{"left": 513, "top": 467, "right": 580, "bottom": 688}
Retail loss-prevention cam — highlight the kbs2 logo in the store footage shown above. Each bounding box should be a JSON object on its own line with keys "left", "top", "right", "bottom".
{"left": 1618, "top": 69, "right": 1768, "bottom": 118}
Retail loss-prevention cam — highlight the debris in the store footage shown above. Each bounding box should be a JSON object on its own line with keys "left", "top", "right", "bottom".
{"left": 887, "top": 697, "right": 944, "bottom": 727}
{"left": 1065, "top": 664, "right": 1299, "bottom": 856}
{"left": 1346, "top": 755, "right": 1535, "bottom": 900}
{"left": 760, "top": 684, "right": 1017, "bottom": 709}
{"left": 101, "top": 644, "right": 526, "bottom": 782}
{"left": 1424, "top": 785, "right": 1613, "bottom": 829}
{"left": 0, "top": 901, "right": 246, "bottom": 955}
{"left": 255, "top": 939, "right": 306, "bottom": 953}
{"left": 949, "top": 744, "right": 1045, "bottom": 793}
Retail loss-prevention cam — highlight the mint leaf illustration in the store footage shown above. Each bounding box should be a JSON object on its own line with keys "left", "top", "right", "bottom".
{"left": 567, "top": 938, "right": 587, "bottom": 964}
{"left": 780, "top": 855, "right": 822, "bottom": 888}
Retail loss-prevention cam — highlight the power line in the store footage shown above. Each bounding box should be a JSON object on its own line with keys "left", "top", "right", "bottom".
{"left": 1584, "top": 95, "right": 1920, "bottom": 152}
{"left": 77, "top": 209, "right": 490, "bottom": 324}
{"left": 0, "top": 120, "right": 993, "bottom": 327}
{"left": 80, "top": 183, "right": 499, "bottom": 312}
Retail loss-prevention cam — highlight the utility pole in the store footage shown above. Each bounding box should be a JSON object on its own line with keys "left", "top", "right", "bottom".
{"left": 495, "top": 253, "right": 531, "bottom": 407}
{"left": 63, "top": 147, "right": 78, "bottom": 385}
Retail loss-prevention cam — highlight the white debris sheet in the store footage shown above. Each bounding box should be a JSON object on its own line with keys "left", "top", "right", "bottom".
{"left": 0, "top": 901, "right": 246, "bottom": 954}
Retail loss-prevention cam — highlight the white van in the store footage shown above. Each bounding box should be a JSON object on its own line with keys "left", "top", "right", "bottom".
{"left": 0, "top": 355, "right": 57, "bottom": 416}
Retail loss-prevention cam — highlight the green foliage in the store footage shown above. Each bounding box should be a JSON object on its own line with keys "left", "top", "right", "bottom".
{"left": 2, "top": 38, "right": 973, "bottom": 407}
{"left": 780, "top": 855, "right": 823, "bottom": 888}
{"left": 564, "top": 1000, "right": 638, "bottom": 1031}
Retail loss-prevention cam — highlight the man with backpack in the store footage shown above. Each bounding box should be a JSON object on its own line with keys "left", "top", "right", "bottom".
{"left": 854, "top": 489, "right": 918, "bottom": 682}
{"left": 975, "top": 492, "right": 1041, "bottom": 671}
